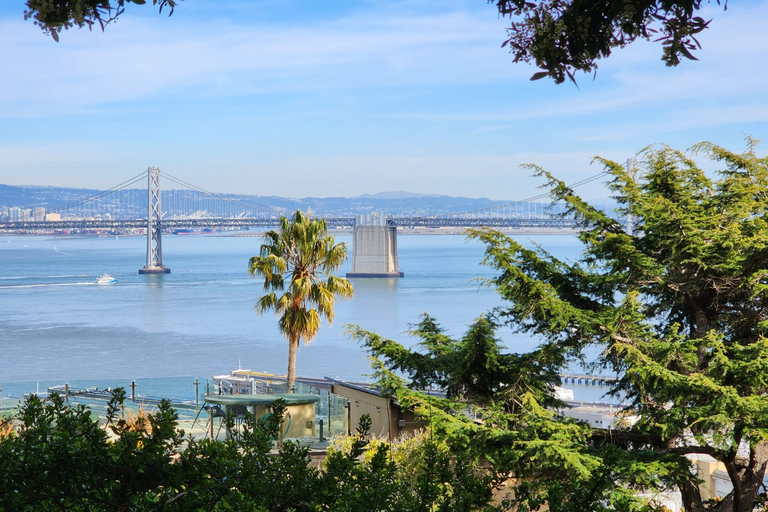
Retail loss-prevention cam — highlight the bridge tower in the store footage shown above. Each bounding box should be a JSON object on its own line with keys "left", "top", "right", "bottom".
{"left": 139, "top": 167, "right": 171, "bottom": 275}
{"left": 346, "top": 214, "right": 404, "bottom": 278}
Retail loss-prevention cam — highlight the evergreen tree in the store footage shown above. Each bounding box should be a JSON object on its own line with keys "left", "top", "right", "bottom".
{"left": 352, "top": 139, "right": 768, "bottom": 512}
{"left": 348, "top": 316, "right": 608, "bottom": 511}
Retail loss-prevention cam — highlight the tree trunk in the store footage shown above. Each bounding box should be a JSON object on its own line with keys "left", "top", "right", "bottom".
{"left": 679, "top": 477, "right": 704, "bottom": 512}
{"left": 287, "top": 334, "right": 299, "bottom": 393}
{"left": 721, "top": 441, "right": 768, "bottom": 512}
{"left": 679, "top": 441, "right": 768, "bottom": 512}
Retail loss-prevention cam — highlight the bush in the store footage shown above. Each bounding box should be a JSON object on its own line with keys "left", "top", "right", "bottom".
{"left": 0, "top": 391, "right": 503, "bottom": 511}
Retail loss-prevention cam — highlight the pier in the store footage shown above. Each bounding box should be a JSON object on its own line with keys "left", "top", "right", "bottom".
{"left": 560, "top": 374, "right": 617, "bottom": 387}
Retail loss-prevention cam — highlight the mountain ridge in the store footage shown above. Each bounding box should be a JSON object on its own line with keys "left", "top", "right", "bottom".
{"left": 0, "top": 184, "right": 612, "bottom": 218}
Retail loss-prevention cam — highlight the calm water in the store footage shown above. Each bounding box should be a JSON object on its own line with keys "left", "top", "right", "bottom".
{"left": 0, "top": 232, "right": 608, "bottom": 400}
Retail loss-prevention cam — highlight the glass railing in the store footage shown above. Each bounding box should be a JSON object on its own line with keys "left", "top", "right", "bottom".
{"left": 1, "top": 375, "right": 349, "bottom": 436}
{"left": 0, "top": 376, "right": 209, "bottom": 420}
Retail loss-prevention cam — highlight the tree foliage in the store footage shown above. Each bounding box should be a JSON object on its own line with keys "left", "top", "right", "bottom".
{"left": 352, "top": 139, "right": 768, "bottom": 512}
{"left": 24, "top": 0, "right": 177, "bottom": 41}
{"left": 0, "top": 390, "right": 504, "bottom": 511}
{"left": 491, "top": 0, "right": 727, "bottom": 84}
{"left": 349, "top": 316, "right": 654, "bottom": 512}
{"left": 480, "top": 138, "right": 768, "bottom": 512}
{"left": 248, "top": 209, "right": 353, "bottom": 392}
{"left": 0, "top": 389, "right": 185, "bottom": 510}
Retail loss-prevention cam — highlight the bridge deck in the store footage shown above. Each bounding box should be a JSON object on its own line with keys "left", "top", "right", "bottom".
{"left": 0, "top": 217, "right": 578, "bottom": 231}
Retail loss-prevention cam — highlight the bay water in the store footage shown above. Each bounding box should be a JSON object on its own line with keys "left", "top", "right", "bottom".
{"left": 0, "top": 231, "right": 609, "bottom": 401}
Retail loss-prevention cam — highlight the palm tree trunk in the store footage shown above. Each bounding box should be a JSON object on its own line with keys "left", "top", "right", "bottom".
{"left": 287, "top": 334, "right": 299, "bottom": 393}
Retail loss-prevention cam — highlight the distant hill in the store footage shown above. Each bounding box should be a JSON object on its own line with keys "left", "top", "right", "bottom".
{"left": 0, "top": 184, "right": 102, "bottom": 210}
{"left": 0, "top": 184, "right": 616, "bottom": 218}
{"left": 355, "top": 191, "right": 445, "bottom": 200}
{"left": 0, "top": 184, "right": 519, "bottom": 217}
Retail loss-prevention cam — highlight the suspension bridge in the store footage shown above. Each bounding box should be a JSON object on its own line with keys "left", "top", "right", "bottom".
{"left": 0, "top": 167, "right": 608, "bottom": 274}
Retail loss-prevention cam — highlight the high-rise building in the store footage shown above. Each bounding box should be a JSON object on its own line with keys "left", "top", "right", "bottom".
{"left": 34, "top": 207, "right": 46, "bottom": 221}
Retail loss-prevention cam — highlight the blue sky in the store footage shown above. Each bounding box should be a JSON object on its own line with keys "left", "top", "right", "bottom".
{"left": 0, "top": 0, "right": 765, "bottom": 200}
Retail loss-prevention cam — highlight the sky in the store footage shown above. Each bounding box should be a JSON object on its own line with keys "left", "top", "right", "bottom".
{"left": 0, "top": 1, "right": 766, "bottom": 201}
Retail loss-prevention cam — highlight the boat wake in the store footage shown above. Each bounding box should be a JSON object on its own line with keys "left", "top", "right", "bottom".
{"left": 0, "top": 274, "right": 94, "bottom": 281}
{"left": 0, "top": 282, "right": 95, "bottom": 289}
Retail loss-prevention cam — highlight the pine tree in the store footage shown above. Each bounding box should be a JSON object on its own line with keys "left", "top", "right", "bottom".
{"left": 352, "top": 140, "right": 768, "bottom": 512}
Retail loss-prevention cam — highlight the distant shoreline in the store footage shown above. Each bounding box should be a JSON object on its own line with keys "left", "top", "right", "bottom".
{"left": 393, "top": 227, "right": 579, "bottom": 236}
{"left": 1, "top": 228, "right": 579, "bottom": 238}
{"left": 218, "top": 227, "right": 579, "bottom": 237}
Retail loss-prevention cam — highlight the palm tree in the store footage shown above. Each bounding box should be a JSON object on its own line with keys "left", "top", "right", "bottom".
{"left": 248, "top": 209, "right": 353, "bottom": 392}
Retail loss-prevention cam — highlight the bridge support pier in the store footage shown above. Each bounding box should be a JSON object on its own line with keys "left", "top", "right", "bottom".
{"left": 346, "top": 214, "right": 404, "bottom": 278}
{"left": 139, "top": 166, "right": 171, "bottom": 275}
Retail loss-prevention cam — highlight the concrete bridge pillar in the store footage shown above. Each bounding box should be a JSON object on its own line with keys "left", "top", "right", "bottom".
{"left": 346, "top": 214, "right": 404, "bottom": 278}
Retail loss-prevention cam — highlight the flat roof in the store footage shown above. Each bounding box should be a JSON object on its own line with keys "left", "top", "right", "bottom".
{"left": 204, "top": 393, "right": 320, "bottom": 406}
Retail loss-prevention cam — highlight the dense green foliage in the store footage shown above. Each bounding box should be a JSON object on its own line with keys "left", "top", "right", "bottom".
{"left": 248, "top": 209, "right": 353, "bottom": 391}
{"left": 349, "top": 315, "right": 653, "bottom": 512}
{"left": 491, "top": 0, "right": 727, "bottom": 84}
{"left": 0, "top": 390, "right": 503, "bottom": 511}
{"left": 351, "top": 140, "right": 768, "bottom": 512}
{"left": 24, "top": 0, "right": 176, "bottom": 41}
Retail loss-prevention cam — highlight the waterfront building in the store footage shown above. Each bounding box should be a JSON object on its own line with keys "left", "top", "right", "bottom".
{"left": 560, "top": 402, "right": 638, "bottom": 429}
{"left": 329, "top": 379, "right": 425, "bottom": 440}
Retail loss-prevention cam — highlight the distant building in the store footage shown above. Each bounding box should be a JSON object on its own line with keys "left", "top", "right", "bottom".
{"left": 33, "top": 207, "right": 45, "bottom": 221}
{"left": 559, "top": 402, "right": 638, "bottom": 430}
{"left": 554, "top": 386, "right": 574, "bottom": 400}
{"left": 210, "top": 369, "right": 424, "bottom": 440}
{"left": 634, "top": 489, "right": 683, "bottom": 511}
{"left": 45, "top": 213, "right": 61, "bottom": 221}
{"left": 688, "top": 454, "right": 733, "bottom": 501}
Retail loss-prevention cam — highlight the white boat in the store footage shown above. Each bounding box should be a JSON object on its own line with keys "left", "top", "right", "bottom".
{"left": 95, "top": 273, "right": 117, "bottom": 285}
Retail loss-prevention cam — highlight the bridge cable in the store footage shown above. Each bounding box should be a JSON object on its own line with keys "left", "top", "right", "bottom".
{"left": 432, "top": 170, "right": 609, "bottom": 219}
{"left": 161, "top": 172, "right": 283, "bottom": 215}
{"left": 46, "top": 171, "right": 148, "bottom": 214}
{"left": 162, "top": 173, "right": 277, "bottom": 216}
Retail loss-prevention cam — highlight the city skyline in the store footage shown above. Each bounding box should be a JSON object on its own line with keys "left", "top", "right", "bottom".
{"left": 1, "top": 1, "right": 766, "bottom": 200}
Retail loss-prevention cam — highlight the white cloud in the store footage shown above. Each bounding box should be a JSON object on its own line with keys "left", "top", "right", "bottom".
{"left": 381, "top": 2, "right": 768, "bottom": 133}
{"left": 0, "top": 8, "right": 519, "bottom": 117}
